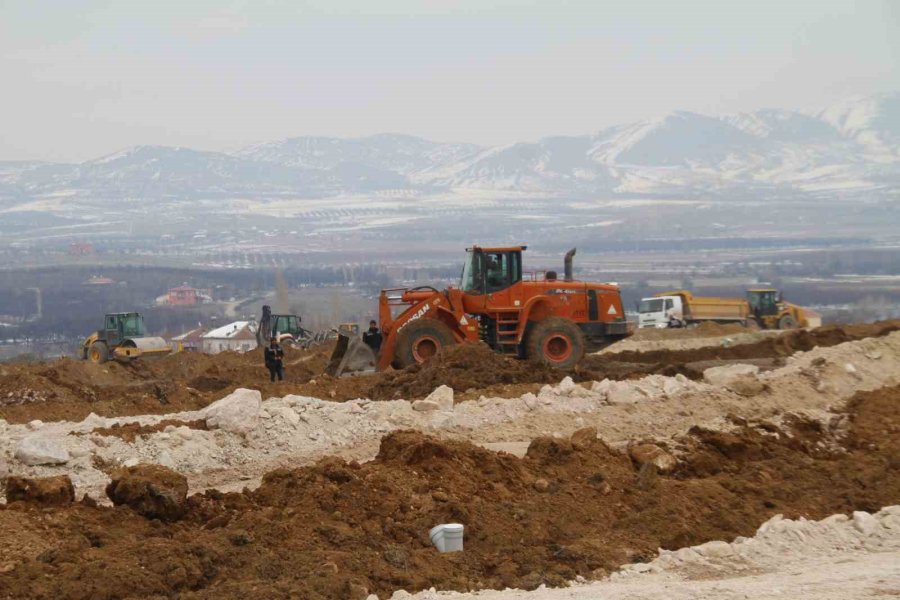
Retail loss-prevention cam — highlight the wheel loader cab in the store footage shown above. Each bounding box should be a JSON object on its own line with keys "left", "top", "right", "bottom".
{"left": 460, "top": 247, "right": 523, "bottom": 294}
{"left": 747, "top": 289, "right": 779, "bottom": 317}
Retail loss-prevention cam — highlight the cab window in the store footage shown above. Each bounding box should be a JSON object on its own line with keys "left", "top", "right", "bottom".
{"left": 638, "top": 299, "right": 663, "bottom": 313}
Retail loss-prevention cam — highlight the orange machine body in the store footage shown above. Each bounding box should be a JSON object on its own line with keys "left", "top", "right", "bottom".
{"left": 374, "top": 246, "right": 630, "bottom": 370}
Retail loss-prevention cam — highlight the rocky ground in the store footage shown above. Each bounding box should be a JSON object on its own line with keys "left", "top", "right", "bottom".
{"left": 0, "top": 321, "right": 898, "bottom": 599}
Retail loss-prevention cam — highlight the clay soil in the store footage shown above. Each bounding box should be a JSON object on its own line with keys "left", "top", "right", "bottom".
{"left": 90, "top": 419, "right": 209, "bottom": 443}
{"left": 0, "top": 345, "right": 347, "bottom": 424}
{"left": 2, "top": 320, "right": 898, "bottom": 424}
{"left": 1, "top": 384, "right": 898, "bottom": 600}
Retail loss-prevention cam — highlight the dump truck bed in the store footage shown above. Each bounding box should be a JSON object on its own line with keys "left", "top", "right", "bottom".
{"left": 657, "top": 290, "right": 750, "bottom": 322}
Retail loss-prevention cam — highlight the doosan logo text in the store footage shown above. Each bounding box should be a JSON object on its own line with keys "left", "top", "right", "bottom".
{"left": 397, "top": 304, "right": 431, "bottom": 331}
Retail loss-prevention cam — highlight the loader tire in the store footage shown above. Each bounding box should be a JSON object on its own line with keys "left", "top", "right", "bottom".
{"left": 393, "top": 319, "right": 456, "bottom": 369}
{"left": 778, "top": 315, "right": 798, "bottom": 330}
{"left": 89, "top": 341, "right": 109, "bottom": 364}
{"left": 526, "top": 317, "right": 584, "bottom": 370}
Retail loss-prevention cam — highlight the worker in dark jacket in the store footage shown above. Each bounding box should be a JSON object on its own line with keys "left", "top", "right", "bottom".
{"left": 362, "top": 320, "right": 383, "bottom": 353}
{"left": 264, "top": 337, "right": 285, "bottom": 382}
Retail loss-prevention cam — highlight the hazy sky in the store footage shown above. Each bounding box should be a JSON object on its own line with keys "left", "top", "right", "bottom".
{"left": 1, "top": 0, "right": 897, "bottom": 162}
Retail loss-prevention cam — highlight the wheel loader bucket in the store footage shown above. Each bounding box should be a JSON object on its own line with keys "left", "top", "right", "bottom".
{"left": 325, "top": 333, "right": 377, "bottom": 377}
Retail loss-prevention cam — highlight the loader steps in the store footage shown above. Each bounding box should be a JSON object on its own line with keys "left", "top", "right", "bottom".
{"left": 494, "top": 312, "right": 520, "bottom": 352}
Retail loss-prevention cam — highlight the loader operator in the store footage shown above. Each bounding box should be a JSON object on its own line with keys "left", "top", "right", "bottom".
{"left": 264, "top": 337, "right": 285, "bottom": 382}
{"left": 362, "top": 320, "right": 383, "bottom": 354}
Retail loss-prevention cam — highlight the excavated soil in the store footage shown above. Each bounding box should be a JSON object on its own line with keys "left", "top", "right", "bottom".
{"left": 0, "top": 345, "right": 342, "bottom": 424}
{"left": 1, "top": 384, "right": 898, "bottom": 600}
{"left": 2, "top": 320, "right": 898, "bottom": 424}
{"left": 367, "top": 343, "right": 562, "bottom": 401}
{"left": 90, "top": 419, "right": 209, "bottom": 443}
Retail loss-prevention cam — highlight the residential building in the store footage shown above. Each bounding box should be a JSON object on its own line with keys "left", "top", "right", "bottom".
{"left": 201, "top": 321, "right": 257, "bottom": 354}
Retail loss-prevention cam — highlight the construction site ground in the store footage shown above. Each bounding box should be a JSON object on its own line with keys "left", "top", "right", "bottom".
{"left": 1, "top": 320, "right": 899, "bottom": 599}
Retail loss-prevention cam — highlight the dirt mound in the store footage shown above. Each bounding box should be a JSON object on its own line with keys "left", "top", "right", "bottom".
{"left": 5, "top": 475, "right": 75, "bottom": 506}
{"left": 2, "top": 384, "right": 899, "bottom": 599}
{"left": 367, "top": 342, "right": 561, "bottom": 401}
{"left": 105, "top": 464, "right": 188, "bottom": 522}
{"left": 605, "top": 319, "right": 900, "bottom": 365}
{"left": 2, "top": 320, "right": 897, "bottom": 423}
{"left": 90, "top": 418, "right": 208, "bottom": 443}
{"left": 0, "top": 344, "right": 337, "bottom": 424}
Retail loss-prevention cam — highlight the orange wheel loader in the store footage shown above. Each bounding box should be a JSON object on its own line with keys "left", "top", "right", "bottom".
{"left": 326, "top": 246, "right": 632, "bottom": 376}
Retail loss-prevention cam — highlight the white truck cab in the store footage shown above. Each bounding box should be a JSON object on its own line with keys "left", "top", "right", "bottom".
{"left": 638, "top": 295, "right": 682, "bottom": 328}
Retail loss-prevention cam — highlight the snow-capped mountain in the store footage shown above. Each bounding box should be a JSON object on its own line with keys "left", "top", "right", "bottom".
{"left": 0, "top": 92, "right": 897, "bottom": 211}
{"left": 236, "top": 133, "right": 481, "bottom": 176}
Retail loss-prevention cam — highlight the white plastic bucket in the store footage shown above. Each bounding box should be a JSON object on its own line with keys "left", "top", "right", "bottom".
{"left": 429, "top": 523, "right": 464, "bottom": 553}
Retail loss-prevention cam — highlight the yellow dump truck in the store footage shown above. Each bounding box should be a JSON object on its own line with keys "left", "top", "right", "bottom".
{"left": 638, "top": 289, "right": 820, "bottom": 330}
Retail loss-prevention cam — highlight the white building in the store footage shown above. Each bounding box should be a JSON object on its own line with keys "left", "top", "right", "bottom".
{"left": 201, "top": 321, "right": 257, "bottom": 354}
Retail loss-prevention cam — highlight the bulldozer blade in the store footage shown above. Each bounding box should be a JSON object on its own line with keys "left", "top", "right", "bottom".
{"left": 325, "top": 333, "right": 377, "bottom": 377}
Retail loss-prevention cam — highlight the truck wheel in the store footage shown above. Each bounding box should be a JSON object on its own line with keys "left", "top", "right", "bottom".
{"left": 526, "top": 317, "right": 584, "bottom": 369}
{"left": 778, "top": 315, "right": 798, "bottom": 330}
{"left": 89, "top": 341, "right": 109, "bottom": 364}
{"left": 744, "top": 317, "right": 760, "bottom": 330}
{"left": 393, "top": 319, "right": 456, "bottom": 369}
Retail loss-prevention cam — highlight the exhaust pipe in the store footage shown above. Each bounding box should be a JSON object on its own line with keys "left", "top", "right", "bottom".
{"left": 564, "top": 248, "right": 576, "bottom": 281}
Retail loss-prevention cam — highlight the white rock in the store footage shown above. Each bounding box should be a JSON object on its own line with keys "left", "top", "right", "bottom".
{"left": 694, "top": 540, "right": 734, "bottom": 558}
{"left": 672, "top": 547, "right": 701, "bottom": 562}
{"left": 703, "top": 364, "right": 759, "bottom": 387}
{"left": 591, "top": 379, "right": 612, "bottom": 395}
{"left": 157, "top": 449, "right": 176, "bottom": 469}
{"left": 69, "top": 446, "right": 91, "bottom": 459}
{"left": 204, "top": 388, "right": 262, "bottom": 434}
{"left": 176, "top": 426, "right": 194, "bottom": 440}
{"left": 607, "top": 383, "right": 649, "bottom": 405}
{"left": 412, "top": 399, "right": 441, "bottom": 412}
{"left": 123, "top": 458, "right": 140, "bottom": 467}
{"left": 80, "top": 413, "right": 106, "bottom": 428}
{"left": 521, "top": 393, "right": 539, "bottom": 410}
{"left": 557, "top": 376, "right": 577, "bottom": 392}
{"left": 629, "top": 562, "right": 652, "bottom": 573}
{"left": 271, "top": 406, "right": 300, "bottom": 425}
{"left": 566, "top": 385, "right": 594, "bottom": 399}
{"left": 757, "top": 513, "right": 784, "bottom": 535}
{"left": 14, "top": 436, "right": 70, "bottom": 465}
{"left": 27, "top": 419, "right": 44, "bottom": 430}
{"left": 852, "top": 511, "right": 879, "bottom": 536}
{"left": 424, "top": 385, "right": 454, "bottom": 411}
{"left": 822, "top": 514, "right": 849, "bottom": 525}
{"left": 662, "top": 378, "right": 684, "bottom": 397}
{"left": 844, "top": 363, "right": 862, "bottom": 379}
